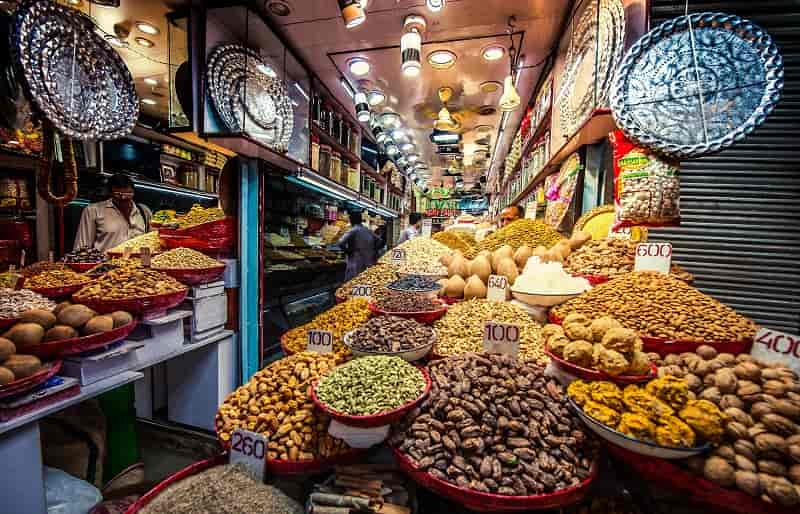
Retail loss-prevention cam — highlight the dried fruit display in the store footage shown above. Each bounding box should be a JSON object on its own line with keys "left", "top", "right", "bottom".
{"left": 432, "top": 231, "right": 476, "bottom": 255}
{"left": 175, "top": 204, "right": 226, "bottom": 229}
{"left": 465, "top": 219, "right": 564, "bottom": 258}
{"left": 74, "top": 268, "right": 186, "bottom": 300}
{"left": 107, "top": 231, "right": 162, "bottom": 255}
{"left": 281, "top": 298, "right": 371, "bottom": 361}
{"left": 391, "top": 353, "right": 597, "bottom": 496}
{"left": 24, "top": 269, "right": 91, "bottom": 289}
{"left": 347, "top": 316, "right": 434, "bottom": 352}
{"left": 563, "top": 238, "right": 693, "bottom": 281}
{"left": 378, "top": 237, "right": 452, "bottom": 266}
{"left": 335, "top": 264, "right": 398, "bottom": 300}
{"left": 19, "top": 262, "right": 67, "bottom": 278}
{"left": 0, "top": 289, "right": 55, "bottom": 320}
{"left": 61, "top": 246, "right": 106, "bottom": 264}
{"left": 151, "top": 247, "right": 223, "bottom": 269}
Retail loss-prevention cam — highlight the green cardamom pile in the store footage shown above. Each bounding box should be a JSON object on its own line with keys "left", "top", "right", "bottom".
{"left": 316, "top": 356, "right": 426, "bottom": 416}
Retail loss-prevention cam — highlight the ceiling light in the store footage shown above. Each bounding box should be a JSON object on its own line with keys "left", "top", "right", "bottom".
{"left": 400, "top": 142, "right": 415, "bottom": 152}
{"left": 143, "top": 77, "right": 158, "bottom": 86}
{"left": 359, "top": 0, "right": 369, "bottom": 8}
{"left": 380, "top": 112, "right": 401, "bottom": 128}
{"left": 354, "top": 92, "right": 371, "bottom": 123}
{"left": 480, "top": 81, "right": 502, "bottom": 93}
{"left": 407, "top": 154, "right": 420, "bottom": 163}
{"left": 410, "top": 172, "right": 417, "bottom": 180}
{"left": 397, "top": 156, "right": 408, "bottom": 167}
{"left": 105, "top": 35, "right": 128, "bottom": 48}
{"left": 338, "top": 0, "right": 366, "bottom": 29}
{"left": 401, "top": 15, "right": 426, "bottom": 78}
{"left": 347, "top": 57, "right": 370, "bottom": 76}
{"left": 427, "top": 50, "right": 456, "bottom": 69}
{"left": 135, "top": 37, "right": 154, "bottom": 48}
{"left": 135, "top": 21, "right": 160, "bottom": 35}
{"left": 482, "top": 45, "right": 505, "bottom": 61}
{"left": 92, "top": 0, "right": 120, "bottom": 7}
{"left": 431, "top": 130, "right": 460, "bottom": 144}
{"left": 386, "top": 143, "right": 399, "bottom": 156}
{"left": 426, "top": 0, "right": 445, "bottom": 12}
{"left": 367, "top": 90, "right": 385, "bottom": 106}
{"left": 475, "top": 124, "right": 493, "bottom": 134}
{"left": 66, "top": 0, "right": 82, "bottom": 5}
{"left": 257, "top": 63, "right": 277, "bottom": 78}
{"left": 294, "top": 82, "right": 310, "bottom": 101}
{"left": 434, "top": 107, "right": 457, "bottom": 131}
{"left": 391, "top": 128, "right": 405, "bottom": 139}
{"left": 141, "top": 98, "right": 157, "bottom": 105}
{"left": 340, "top": 78, "right": 355, "bottom": 98}
{"left": 499, "top": 75, "right": 521, "bottom": 112}
{"left": 266, "top": 1, "right": 292, "bottom": 16}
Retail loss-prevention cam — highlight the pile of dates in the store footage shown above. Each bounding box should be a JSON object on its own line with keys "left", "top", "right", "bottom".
{"left": 391, "top": 353, "right": 597, "bottom": 496}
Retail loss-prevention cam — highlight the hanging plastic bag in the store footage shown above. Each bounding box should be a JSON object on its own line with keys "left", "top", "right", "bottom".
{"left": 45, "top": 466, "right": 103, "bottom": 514}
{"left": 611, "top": 130, "right": 680, "bottom": 229}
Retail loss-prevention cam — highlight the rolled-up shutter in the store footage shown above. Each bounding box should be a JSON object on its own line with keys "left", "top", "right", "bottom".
{"left": 648, "top": 0, "right": 800, "bottom": 334}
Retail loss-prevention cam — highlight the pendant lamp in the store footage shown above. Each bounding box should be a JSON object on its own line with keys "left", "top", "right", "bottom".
{"left": 354, "top": 91, "right": 370, "bottom": 122}
{"left": 339, "top": 0, "right": 365, "bottom": 29}
{"left": 499, "top": 75, "right": 520, "bottom": 112}
{"left": 401, "top": 15, "right": 426, "bottom": 77}
{"left": 434, "top": 107, "right": 456, "bottom": 131}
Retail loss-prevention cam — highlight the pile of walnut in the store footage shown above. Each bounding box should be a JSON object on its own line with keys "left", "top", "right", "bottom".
{"left": 655, "top": 346, "right": 800, "bottom": 506}
{"left": 544, "top": 314, "right": 651, "bottom": 376}
{"left": 391, "top": 353, "right": 597, "bottom": 496}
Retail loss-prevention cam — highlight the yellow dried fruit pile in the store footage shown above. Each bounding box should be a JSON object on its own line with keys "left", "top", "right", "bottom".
{"left": 432, "top": 231, "right": 476, "bottom": 255}
{"left": 281, "top": 298, "right": 370, "bottom": 360}
{"left": 177, "top": 204, "right": 226, "bottom": 229}
{"left": 335, "top": 264, "right": 398, "bottom": 300}
{"left": 466, "top": 219, "right": 563, "bottom": 258}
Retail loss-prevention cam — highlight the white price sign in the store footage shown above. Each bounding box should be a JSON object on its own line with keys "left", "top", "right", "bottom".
{"left": 608, "top": 225, "right": 632, "bottom": 239}
{"left": 525, "top": 203, "right": 537, "bottom": 220}
{"left": 751, "top": 328, "right": 800, "bottom": 376}
{"left": 634, "top": 243, "right": 672, "bottom": 274}
{"left": 307, "top": 329, "right": 333, "bottom": 354}
{"left": 391, "top": 248, "right": 406, "bottom": 264}
{"left": 483, "top": 321, "right": 520, "bottom": 358}
{"left": 486, "top": 274, "right": 508, "bottom": 302}
{"left": 350, "top": 284, "right": 372, "bottom": 299}
{"left": 229, "top": 429, "right": 267, "bottom": 482}
{"left": 421, "top": 219, "right": 432, "bottom": 238}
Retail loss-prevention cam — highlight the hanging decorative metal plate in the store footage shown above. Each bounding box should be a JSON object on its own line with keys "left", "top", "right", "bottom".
{"left": 206, "top": 44, "right": 294, "bottom": 153}
{"left": 12, "top": 0, "right": 138, "bottom": 140}
{"left": 556, "top": 0, "right": 626, "bottom": 137}
{"left": 610, "top": 12, "right": 783, "bottom": 159}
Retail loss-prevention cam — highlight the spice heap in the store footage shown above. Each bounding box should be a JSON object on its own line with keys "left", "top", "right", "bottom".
{"left": 433, "top": 230, "right": 476, "bottom": 254}
{"left": 652, "top": 346, "right": 800, "bottom": 504}
{"left": 85, "top": 258, "right": 143, "bottom": 278}
{"left": 282, "top": 298, "right": 371, "bottom": 360}
{"left": 398, "top": 260, "right": 447, "bottom": 276}
{"left": 137, "top": 464, "right": 304, "bottom": 514}
{"left": 20, "top": 262, "right": 67, "bottom": 278}
{"left": 378, "top": 237, "right": 452, "bottom": 266}
{"left": 545, "top": 315, "right": 652, "bottom": 377}
{"left": 0, "top": 289, "right": 55, "bottom": 320}
{"left": 107, "top": 231, "right": 162, "bottom": 255}
{"left": 150, "top": 209, "right": 176, "bottom": 225}
{"left": 24, "top": 269, "right": 91, "bottom": 289}
{"left": 61, "top": 246, "right": 106, "bottom": 264}
{"left": 307, "top": 465, "right": 413, "bottom": 514}
{"left": 465, "top": 219, "right": 564, "bottom": 258}
{"left": 177, "top": 204, "right": 226, "bottom": 229}
{"left": 515, "top": 258, "right": 591, "bottom": 294}
{"left": 335, "top": 264, "right": 398, "bottom": 300}
{"left": 347, "top": 316, "right": 434, "bottom": 352}
{"left": 316, "top": 356, "right": 426, "bottom": 416}
{"left": 552, "top": 271, "right": 757, "bottom": 342}
{"left": 564, "top": 238, "right": 693, "bottom": 281}
{"left": 568, "top": 377, "right": 726, "bottom": 448}
{"left": 74, "top": 268, "right": 186, "bottom": 301}
{"left": 152, "top": 247, "right": 223, "bottom": 269}
{"left": 392, "top": 353, "right": 596, "bottom": 496}
{"left": 216, "top": 352, "right": 350, "bottom": 460}
{"left": 388, "top": 274, "right": 441, "bottom": 292}
{"left": 433, "top": 299, "right": 546, "bottom": 364}
{"left": 373, "top": 288, "right": 441, "bottom": 312}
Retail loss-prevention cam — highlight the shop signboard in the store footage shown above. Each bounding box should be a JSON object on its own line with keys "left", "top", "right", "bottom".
{"left": 483, "top": 321, "right": 520, "bottom": 358}
{"left": 486, "top": 275, "right": 509, "bottom": 302}
{"left": 307, "top": 330, "right": 333, "bottom": 354}
{"left": 230, "top": 428, "right": 267, "bottom": 482}
{"left": 634, "top": 242, "right": 672, "bottom": 274}
{"left": 421, "top": 219, "right": 432, "bottom": 238}
{"left": 751, "top": 328, "right": 800, "bottom": 376}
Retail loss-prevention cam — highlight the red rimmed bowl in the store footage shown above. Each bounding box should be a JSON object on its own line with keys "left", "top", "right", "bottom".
{"left": 571, "top": 273, "right": 609, "bottom": 285}
{"left": 65, "top": 262, "right": 105, "bottom": 273}
{"left": 153, "top": 265, "right": 226, "bottom": 286}
{"left": 73, "top": 289, "right": 188, "bottom": 316}
{"left": 311, "top": 367, "right": 431, "bottom": 428}
{"left": 343, "top": 328, "right": 434, "bottom": 362}
{"left": 439, "top": 295, "right": 462, "bottom": 305}
{"left": 159, "top": 233, "right": 234, "bottom": 252}
{"left": 159, "top": 217, "right": 236, "bottom": 239}
{"left": 544, "top": 344, "right": 656, "bottom": 384}
{"left": 367, "top": 300, "right": 447, "bottom": 324}
{"left": 391, "top": 446, "right": 597, "bottom": 512}
{"left": 26, "top": 320, "right": 138, "bottom": 359}
{"left": 26, "top": 282, "right": 92, "bottom": 299}
{"left": 548, "top": 313, "right": 754, "bottom": 357}
{"left": 0, "top": 360, "right": 62, "bottom": 400}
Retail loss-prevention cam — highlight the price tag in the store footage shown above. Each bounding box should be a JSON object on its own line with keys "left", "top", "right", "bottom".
{"left": 525, "top": 203, "right": 537, "bottom": 220}
{"left": 608, "top": 225, "right": 632, "bottom": 239}
{"left": 229, "top": 429, "right": 267, "bottom": 482}
{"left": 48, "top": 250, "right": 55, "bottom": 263}
{"left": 19, "top": 249, "right": 25, "bottom": 267}
{"left": 350, "top": 284, "right": 372, "bottom": 299}
{"left": 123, "top": 247, "right": 132, "bottom": 259}
{"left": 391, "top": 248, "right": 406, "bottom": 264}
{"left": 486, "top": 274, "right": 508, "bottom": 302}
{"left": 483, "top": 321, "right": 520, "bottom": 358}
{"left": 421, "top": 219, "right": 432, "bottom": 238}
{"left": 634, "top": 243, "right": 672, "bottom": 274}
{"left": 751, "top": 328, "right": 800, "bottom": 376}
{"left": 140, "top": 247, "right": 151, "bottom": 267}
{"left": 307, "top": 329, "right": 333, "bottom": 354}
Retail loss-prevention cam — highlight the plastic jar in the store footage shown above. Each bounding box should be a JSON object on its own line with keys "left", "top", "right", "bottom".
{"left": 319, "top": 144, "right": 331, "bottom": 177}
{"left": 311, "top": 134, "right": 320, "bottom": 171}
{"left": 330, "top": 151, "right": 342, "bottom": 182}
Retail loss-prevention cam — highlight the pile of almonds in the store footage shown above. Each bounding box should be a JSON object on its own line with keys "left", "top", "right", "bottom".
{"left": 563, "top": 238, "right": 693, "bottom": 282}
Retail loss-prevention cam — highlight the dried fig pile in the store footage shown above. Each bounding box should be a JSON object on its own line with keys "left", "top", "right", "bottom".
{"left": 391, "top": 353, "right": 597, "bottom": 496}
{"left": 655, "top": 346, "right": 800, "bottom": 505}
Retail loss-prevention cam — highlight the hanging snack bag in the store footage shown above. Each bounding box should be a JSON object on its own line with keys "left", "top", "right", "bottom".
{"left": 611, "top": 130, "right": 680, "bottom": 229}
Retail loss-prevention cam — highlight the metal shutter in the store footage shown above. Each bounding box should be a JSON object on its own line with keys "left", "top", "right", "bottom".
{"left": 648, "top": 0, "right": 800, "bottom": 334}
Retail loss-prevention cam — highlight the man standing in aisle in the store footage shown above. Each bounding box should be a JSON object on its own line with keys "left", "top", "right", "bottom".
{"left": 73, "top": 174, "right": 152, "bottom": 251}
{"left": 499, "top": 205, "right": 524, "bottom": 227}
{"left": 337, "top": 210, "right": 378, "bottom": 281}
{"left": 398, "top": 212, "right": 423, "bottom": 244}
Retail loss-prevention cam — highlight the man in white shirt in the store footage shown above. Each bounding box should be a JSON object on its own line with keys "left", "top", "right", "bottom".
{"left": 74, "top": 174, "right": 152, "bottom": 252}
{"left": 398, "top": 212, "right": 422, "bottom": 244}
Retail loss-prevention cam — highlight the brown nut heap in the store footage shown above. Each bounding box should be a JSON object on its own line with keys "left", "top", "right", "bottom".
{"left": 25, "top": 269, "right": 91, "bottom": 289}
{"left": 391, "top": 353, "right": 597, "bottom": 496}
{"left": 552, "top": 271, "right": 757, "bottom": 343}
{"left": 73, "top": 267, "right": 186, "bottom": 300}
{"left": 563, "top": 238, "right": 693, "bottom": 281}
{"left": 216, "top": 352, "right": 349, "bottom": 461}
{"left": 282, "top": 298, "right": 371, "bottom": 361}
{"left": 347, "top": 315, "right": 434, "bottom": 353}
{"left": 151, "top": 247, "right": 223, "bottom": 269}
{"left": 465, "top": 219, "right": 563, "bottom": 258}
{"left": 335, "top": 264, "right": 398, "bottom": 301}
{"left": 373, "top": 288, "right": 441, "bottom": 313}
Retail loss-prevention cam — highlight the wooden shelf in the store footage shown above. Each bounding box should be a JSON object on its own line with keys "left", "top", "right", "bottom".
{"left": 312, "top": 126, "right": 385, "bottom": 185}
{"left": 501, "top": 107, "right": 552, "bottom": 191}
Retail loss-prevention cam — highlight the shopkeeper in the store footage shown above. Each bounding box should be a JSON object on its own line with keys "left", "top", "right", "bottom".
{"left": 499, "top": 205, "right": 524, "bottom": 227}
{"left": 398, "top": 212, "right": 423, "bottom": 244}
{"left": 337, "top": 210, "right": 378, "bottom": 280}
{"left": 74, "top": 174, "right": 152, "bottom": 252}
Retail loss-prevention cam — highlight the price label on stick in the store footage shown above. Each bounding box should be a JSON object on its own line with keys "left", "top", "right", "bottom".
{"left": 123, "top": 247, "right": 132, "bottom": 259}
{"left": 140, "top": 247, "right": 151, "bottom": 267}
{"left": 751, "top": 328, "right": 800, "bottom": 377}
{"left": 421, "top": 219, "right": 432, "bottom": 238}
{"left": 229, "top": 429, "right": 267, "bottom": 482}
{"left": 307, "top": 329, "right": 333, "bottom": 354}
{"left": 486, "top": 274, "right": 509, "bottom": 302}
{"left": 391, "top": 248, "right": 406, "bottom": 264}
{"left": 634, "top": 242, "right": 672, "bottom": 274}
{"left": 483, "top": 321, "right": 520, "bottom": 358}
{"left": 350, "top": 284, "right": 372, "bottom": 300}
{"left": 48, "top": 250, "right": 54, "bottom": 263}
{"left": 608, "top": 225, "right": 632, "bottom": 239}
{"left": 19, "top": 249, "right": 25, "bottom": 267}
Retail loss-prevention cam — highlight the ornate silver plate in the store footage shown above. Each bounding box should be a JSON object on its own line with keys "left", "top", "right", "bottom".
{"left": 556, "top": 0, "right": 626, "bottom": 137}
{"left": 12, "top": 0, "right": 138, "bottom": 140}
{"left": 611, "top": 12, "right": 783, "bottom": 159}
{"left": 206, "top": 44, "right": 293, "bottom": 153}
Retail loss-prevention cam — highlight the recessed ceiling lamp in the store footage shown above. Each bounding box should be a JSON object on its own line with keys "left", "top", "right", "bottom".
{"left": 135, "top": 37, "right": 154, "bottom": 48}
{"left": 397, "top": 156, "right": 408, "bottom": 167}
{"left": 266, "top": 1, "right": 292, "bottom": 16}
{"left": 66, "top": 0, "right": 82, "bottom": 5}
{"left": 135, "top": 21, "right": 160, "bottom": 35}
{"left": 257, "top": 64, "right": 277, "bottom": 78}
{"left": 475, "top": 124, "right": 493, "bottom": 134}
{"left": 482, "top": 45, "right": 505, "bottom": 61}
{"left": 143, "top": 77, "right": 158, "bottom": 86}
{"left": 105, "top": 35, "right": 128, "bottom": 48}
{"left": 480, "top": 81, "right": 502, "bottom": 93}
{"left": 427, "top": 49, "right": 456, "bottom": 69}
{"left": 347, "top": 57, "right": 370, "bottom": 76}
{"left": 400, "top": 142, "right": 415, "bottom": 152}
{"left": 354, "top": 91, "right": 370, "bottom": 122}
{"left": 367, "top": 90, "right": 385, "bottom": 106}
{"left": 407, "top": 154, "right": 420, "bottom": 163}
{"left": 141, "top": 98, "right": 157, "bottom": 105}
{"left": 401, "top": 14, "right": 426, "bottom": 77}
{"left": 380, "top": 112, "right": 401, "bottom": 128}
{"left": 386, "top": 143, "right": 399, "bottom": 156}
{"left": 338, "top": 0, "right": 366, "bottom": 28}
{"left": 426, "top": 0, "right": 445, "bottom": 12}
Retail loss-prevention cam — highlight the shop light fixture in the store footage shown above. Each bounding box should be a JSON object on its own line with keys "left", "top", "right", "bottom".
{"left": 367, "top": 90, "right": 385, "bottom": 106}
{"left": 135, "top": 37, "right": 154, "bottom": 48}
{"left": 386, "top": 143, "right": 399, "bottom": 156}
{"left": 134, "top": 182, "right": 217, "bottom": 200}
{"left": 400, "top": 142, "right": 415, "bottom": 152}
{"left": 257, "top": 64, "right": 277, "bottom": 78}
{"left": 354, "top": 91, "right": 371, "bottom": 122}
{"left": 426, "top": 0, "right": 445, "bottom": 12}
{"left": 294, "top": 83, "right": 310, "bottom": 101}
{"left": 380, "top": 112, "right": 401, "bottom": 128}
{"left": 347, "top": 57, "right": 370, "bottom": 76}
{"left": 482, "top": 45, "right": 505, "bottom": 61}
{"left": 143, "top": 77, "right": 158, "bottom": 86}
{"left": 338, "top": 0, "right": 366, "bottom": 29}
{"left": 105, "top": 35, "right": 128, "bottom": 48}
{"left": 407, "top": 154, "right": 420, "bottom": 163}
{"left": 135, "top": 21, "right": 160, "bottom": 35}
{"left": 430, "top": 130, "right": 460, "bottom": 144}
{"left": 480, "top": 81, "right": 502, "bottom": 93}
{"left": 141, "top": 98, "right": 157, "bottom": 105}
{"left": 66, "top": 0, "right": 83, "bottom": 5}
{"left": 401, "top": 15, "right": 426, "bottom": 78}
{"left": 397, "top": 156, "right": 408, "bottom": 167}
{"left": 427, "top": 49, "right": 456, "bottom": 69}
{"left": 433, "top": 107, "right": 457, "bottom": 131}
{"left": 340, "top": 77, "right": 355, "bottom": 98}
{"left": 499, "top": 75, "right": 520, "bottom": 112}
{"left": 391, "top": 128, "right": 406, "bottom": 140}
